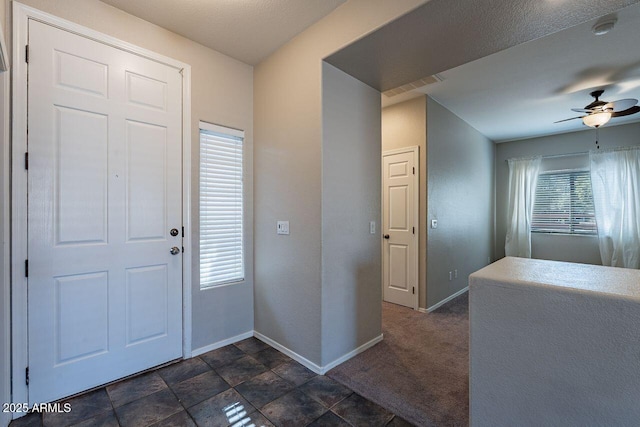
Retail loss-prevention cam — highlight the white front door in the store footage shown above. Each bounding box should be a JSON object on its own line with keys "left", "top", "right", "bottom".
{"left": 382, "top": 148, "right": 418, "bottom": 309}
{"left": 27, "top": 20, "right": 183, "bottom": 403}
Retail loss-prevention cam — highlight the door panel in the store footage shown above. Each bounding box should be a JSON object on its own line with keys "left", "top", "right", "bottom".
{"left": 54, "top": 50, "right": 108, "bottom": 97}
{"left": 389, "top": 244, "right": 408, "bottom": 291}
{"left": 389, "top": 185, "right": 408, "bottom": 230}
{"left": 126, "top": 72, "right": 168, "bottom": 111}
{"left": 383, "top": 149, "right": 418, "bottom": 308}
{"left": 28, "top": 20, "right": 183, "bottom": 403}
{"left": 55, "top": 107, "right": 108, "bottom": 245}
{"left": 55, "top": 272, "right": 109, "bottom": 364}
{"left": 126, "top": 121, "right": 167, "bottom": 241}
{"left": 126, "top": 265, "right": 168, "bottom": 345}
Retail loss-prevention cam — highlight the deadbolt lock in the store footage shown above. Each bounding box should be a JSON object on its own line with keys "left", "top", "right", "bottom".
{"left": 170, "top": 228, "right": 179, "bottom": 237}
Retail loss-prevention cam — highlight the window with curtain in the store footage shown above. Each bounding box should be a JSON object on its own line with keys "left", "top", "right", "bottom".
{"left": 505, "top": 156, "right": 541, "bottom": 258}
{"left": 590, "top": 147, "right": 640, "bottom": 269}
{"left": 531, "top": 170, "right": 597, "bottom": 235}
{"left": 199, "top": 122, "right": 244, "bottom": 288}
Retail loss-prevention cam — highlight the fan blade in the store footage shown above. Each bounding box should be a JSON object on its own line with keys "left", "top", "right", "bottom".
{"left": 611, "top": 106, "right": 640, "bottom": 117}
{"left": 571, "top": 108, "right": 594, "bottom": 113}
{"left": 604, "top": 98, "right": 638, "bottom": 112}
{"left": 554, "top": 116, "right": 585, "bottom": 123}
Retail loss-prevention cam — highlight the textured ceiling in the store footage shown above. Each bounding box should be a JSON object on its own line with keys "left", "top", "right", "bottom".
{"left": 99, "top": 0, "right": 346, "bottom": 65}
{"left": 415, "top": 2, "right": 640, "bottom": 142}
{"left": 325, "top": 0, "right": 640, "bottom": 92}
{"left": 325, "top": 0, "right": 640, "bottom": 142}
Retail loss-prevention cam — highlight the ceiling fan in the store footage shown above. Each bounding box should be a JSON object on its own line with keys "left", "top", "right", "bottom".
{"left": 555, "top": 90, "right": 640, "bottom": 128}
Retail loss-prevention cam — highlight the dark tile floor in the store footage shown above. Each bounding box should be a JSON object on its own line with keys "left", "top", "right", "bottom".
{"left": 10, "top": 338, "right": 414, "bottom": 427}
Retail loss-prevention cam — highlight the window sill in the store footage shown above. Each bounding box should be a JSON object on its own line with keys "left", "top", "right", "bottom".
{"left": 200, "top": 279, "right": 245, "bottom": 291}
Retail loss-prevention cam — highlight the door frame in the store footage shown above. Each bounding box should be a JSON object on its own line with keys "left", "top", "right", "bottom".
{"left": 1, "top": 16, "right": 11, "bottom": 427}
{"left": 11, "top": 2, "right": 192, "bottom": 409}
{"left": 381, "top": 146, "right": 419, "bottom": 310}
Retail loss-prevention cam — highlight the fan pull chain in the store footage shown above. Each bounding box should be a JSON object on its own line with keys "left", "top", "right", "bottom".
{"left": 595, "top": 127, "right": 600, "bottom": 149}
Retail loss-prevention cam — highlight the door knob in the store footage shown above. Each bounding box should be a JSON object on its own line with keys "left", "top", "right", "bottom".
{"left": 383, "top": 234, "right": 390, "bottom": 239}
{"left": 170, "top": 246, "right": 180, "bottom": 255}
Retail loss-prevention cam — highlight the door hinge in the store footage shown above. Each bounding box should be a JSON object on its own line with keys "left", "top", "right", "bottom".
{"left": 413, "top": 167, "right": 415, "bottom": 175}
{"left": 25, "top": 367, "right": 29, "bottom": 385}
{"left": 25, "top": 152, "right": 29, "bottom": 170}
{"left": 412, "top": 287, "right": 415, "bottom": 295}
{"left": 25, "top": 45, "right": 29, "bottom": 63}
{"left": 25, "top": 259, "right": 28, "bottom": 278}
{"left": 412, "top": 227, "right": 415, "bottom": 234}
{"left": 182, "top": 226, "right": 185, "bottom": 238}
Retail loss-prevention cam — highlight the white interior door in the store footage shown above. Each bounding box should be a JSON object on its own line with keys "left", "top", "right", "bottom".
{"left": 27, "top": 20, "right": 183, "bottom": 403}
{"left": 382, "top": 148, "right": 418, "bottom": 309}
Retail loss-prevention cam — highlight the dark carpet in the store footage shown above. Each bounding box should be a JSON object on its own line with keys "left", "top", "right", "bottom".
{"left": 327, "top": 293, "right": 469, "bottom": 427}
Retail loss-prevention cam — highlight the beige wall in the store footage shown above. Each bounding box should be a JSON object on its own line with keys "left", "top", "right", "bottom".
{"left": 382, "top": 96, "right": 428, "bottom": 308}
{"left": 11, "top": 0, "right": 255, "bottom": 351}
{"left": 254, "top": 0, "right": 426, "bottom": 365}
{"left": 1, "top": 0, "right": 6, "bottom": 41}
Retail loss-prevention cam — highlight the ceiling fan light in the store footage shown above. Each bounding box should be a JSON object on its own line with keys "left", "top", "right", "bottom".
{"left": 582, "top": 112, "right": 611, "bottom": 128}
{"left": 592, "top": 18, "right": 617, "bottom": 36}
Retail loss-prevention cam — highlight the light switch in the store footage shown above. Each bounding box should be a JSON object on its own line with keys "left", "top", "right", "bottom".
{"left": 431, "top": 219, "right": 438, "bottom": 229}
{"left": 370, "top": 221, "right": 376, "bottom": 234}
{"left": 277, "top": 221, "right": 289, "bottom": 235}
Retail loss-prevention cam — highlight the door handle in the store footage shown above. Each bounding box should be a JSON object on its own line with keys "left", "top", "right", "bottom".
{"left": 383, "top": 234, "right": 390, "bottom": 239}
{"left": 170, "top": 246, "right": 180, "bottom": 255}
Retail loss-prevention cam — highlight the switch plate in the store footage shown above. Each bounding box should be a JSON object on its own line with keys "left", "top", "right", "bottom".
{"left": 454, "top": 269, "right": 458, "bottom": 279}
{"left": 449, "top": 271, "right": 452, "bottom": 281}
{"left": 277, "top": 221, "right": 289, "bottom": 235}
{"left": 370, "top": 221, "right": 376, "bottom": 234}
{"left": 431, "top": 219, "right": 438, "bottom": 229}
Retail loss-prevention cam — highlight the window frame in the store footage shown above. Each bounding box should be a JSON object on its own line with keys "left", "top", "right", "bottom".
{"left": 198, "top": 121, "right": 245, "bottom": 289}
{"left": 531, "top": 168, "right": 597, "bottom": 236}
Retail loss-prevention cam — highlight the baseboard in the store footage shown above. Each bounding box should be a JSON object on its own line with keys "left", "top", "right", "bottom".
{"left": 321, "top": 334, "right": 384, "bottom": 373}
{"left": 191, "top": 330, "right": 253, "bottom": 357}
{"left": 195, "top": 330, "right": 385, "bottom": 375}
{"left": 253, "top": 331, "right": 324, "bottom": 374}
{"left": 426, "top": 286, "right": 469, "bottom": 313}
{"left": 253, "top": 331, "right": 384, "bottom": 375}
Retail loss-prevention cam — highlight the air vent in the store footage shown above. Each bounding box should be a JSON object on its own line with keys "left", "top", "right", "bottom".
{"left": 383, "top": 74, "right": 443, "bottom": 97}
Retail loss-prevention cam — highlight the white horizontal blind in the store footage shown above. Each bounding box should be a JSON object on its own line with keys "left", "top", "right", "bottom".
{"left": 531, "top": 170, "right": 597, "bottom": 235}
{"left": 199, "top": 125, "right": 244, "bottom": 288}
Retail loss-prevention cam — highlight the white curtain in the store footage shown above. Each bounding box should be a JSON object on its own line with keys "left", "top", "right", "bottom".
{"left": 505, "top": 156, "right": 541, "bottom": 258}
{"left": 590, "top": 147, "right": 640, "bottom": 269}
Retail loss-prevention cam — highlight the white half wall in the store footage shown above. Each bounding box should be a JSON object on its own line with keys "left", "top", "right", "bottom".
{"left": 470, "top": 257, "right": 640, "bottom": 426}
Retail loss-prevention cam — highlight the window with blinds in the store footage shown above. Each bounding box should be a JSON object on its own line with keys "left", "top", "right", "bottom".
{"left": 531, "top": 170, "right": 597, "bottom": 235}
{"left": 199, "top": 122, "right": 244, "bottom": 288}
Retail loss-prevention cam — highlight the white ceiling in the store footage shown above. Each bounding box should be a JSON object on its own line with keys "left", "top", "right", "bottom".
{"left": 385, "top": 2, "right": 640, "bottom": 142}
{"left": 99, "top": 0, "right": 346, "bottom": 65}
